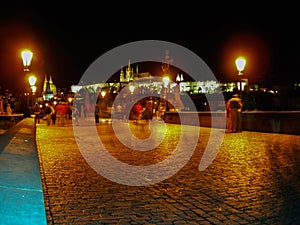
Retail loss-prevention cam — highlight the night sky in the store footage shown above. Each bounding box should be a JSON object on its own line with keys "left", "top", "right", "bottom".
{"left": 1, "top": 4, "right": 299, "bottom": 95}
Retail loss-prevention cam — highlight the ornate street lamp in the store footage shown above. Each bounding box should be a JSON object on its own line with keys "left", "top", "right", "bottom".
{"left": 235, "top": 56, "right": 246, "bottom": 95}
{"left": 28, "top": 75, "right": 37, "bottom": 87}
{"left": 28, "top": 75, "right": 37, "bottom": 107}
{"left": 21, "top": 50, "right": 33, "bottom": 72}
{"left": 20, "top": 49, "right": 34, "bottom": 117}
{"left": 163, "top": 76, "right": 170, "bottom": 88}
{"left": 129, "top": 84, "right": 135, "bottom": 94}
{"left": 101, "top": 90, "right": 106, "bottom": 98}
{"left": 162, "top": 76, "right": 170, "bottom": 111}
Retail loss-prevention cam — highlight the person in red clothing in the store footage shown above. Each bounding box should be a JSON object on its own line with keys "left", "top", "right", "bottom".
{"left": 55, "top": 102, "right": 69, "bottom": 126}
{"left": 132, "top": 101, "right": 143, "bottom": 121}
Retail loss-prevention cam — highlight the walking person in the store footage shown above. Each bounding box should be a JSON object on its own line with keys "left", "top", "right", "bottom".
{"left": 228, "top": 94, "right": 243, "bottom": 133}
{"left": 225, "top": 100, "right": 231, "bottom": 132}
{"left": 95, "top": 104, "right": 100, "bottom": 124}
{"left": 50, "top": 103, "right": 56, "bottom": 125}
{"left": 55, "top": 102, "right": 68, "bottom": 126}
{"left": 45, "top": 103, "right": 56, "bottom": 126}
{"left": 142, "top": 99, "right": 153, "bottom": 121}
{"left": 72, "top": 104, "right": 79, "bottom": 126}
{"left": 45, "top": 104, "right": 52, "bottom": 126}
{"left": 33, "top": 103, "right": 41, "bottom": 124}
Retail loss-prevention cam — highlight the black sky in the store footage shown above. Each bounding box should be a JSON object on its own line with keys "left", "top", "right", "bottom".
{"left": 1, "top": 3, "right": 299, "bottom": 95}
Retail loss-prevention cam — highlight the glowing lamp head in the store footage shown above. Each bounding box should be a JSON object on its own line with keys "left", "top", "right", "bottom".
{"left": 129, "top": 84, "right": 135, "bottom": 94}
{"left": 235, "top": 56, "right": 246, "bottom": 75}
{"left": 21, "top": 50, "right": 33, "bottom": 71}
{"left": 28, "top": 75, "right": 37, "bottom": 86}
{"left": 101, "top": 91, "right": 106, "bottom": 98}
{"left": 163, "top": 76, "right": 170, "bottom": 87}
{"left": 31, "top": 85, "right": 37, "bottom": 93}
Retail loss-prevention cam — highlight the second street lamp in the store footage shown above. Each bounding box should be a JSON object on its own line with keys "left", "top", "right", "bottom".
{"left": 28, "top": 75, "right": 37, "bottom": 111}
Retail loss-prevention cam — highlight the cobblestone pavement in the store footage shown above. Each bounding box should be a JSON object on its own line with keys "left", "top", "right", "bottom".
{"left": 36, "top": 118, "right": 300, "bottom": 224}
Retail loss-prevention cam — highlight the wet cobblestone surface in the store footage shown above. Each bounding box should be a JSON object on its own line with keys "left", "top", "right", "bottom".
{"left": 36, "top": 118, "right": 300, "bottom": 224}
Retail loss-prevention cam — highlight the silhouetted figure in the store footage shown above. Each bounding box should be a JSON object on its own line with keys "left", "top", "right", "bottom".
{"left": 228, "top": 94, "right": 243, "bottom": 132}
{"left": 95, "top": 104, "right": 100, "bottom": 124}
{"left": 6, "top": 103, "right": 12, "bottom": 115}
{"left": 33, "top": 103, "right": 41, "bottom": 124}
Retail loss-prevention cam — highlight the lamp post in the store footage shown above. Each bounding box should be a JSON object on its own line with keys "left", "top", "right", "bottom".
{"left": 235, "top": 56, "right": 246, "bottom": 96}
{"left": 21, "top": 49, "right": 34, "bottom": 117}
{"left": 28, "top": 75, "right": 37, "bottom": 107}
{"left": 163, "top": 76, "right": 170, "bottom": 111}
{"left": 161, "top": 50, "right": 173, "bottom": 111}
{"left": 101, "top": 90, "right": 106, "bottom": 98}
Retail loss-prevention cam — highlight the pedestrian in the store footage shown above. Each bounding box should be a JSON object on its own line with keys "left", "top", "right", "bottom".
{"left": 6, "top": 103, "right": 12, "bottom": 115}
{"left": 33, "top": 103, "right": 41, "bottom": 124}
{"left": 72, "top": 104, "right": 79, "bottom": 126}
{"left": 55, "top": 102, "right": 68, "bottom": 126}
{"left": 45, "top": 103, "right": 56, "bottom": 126}
{"left": 45, "top": 104, "right": 52, "bottom": 126}
{"left": 115, "top": 102, "right": 123, "bottom": 120}
{"left": 50, "top": 103, "right": 56, "bottom": 125}
{"left": 228, "top": 94, "right": 243, "bottom": 132}
{"left": 132, "top": 101, "right": 143, "bottom": 121}
{"left": 95, "top": 104, "right": 100, "bottom": 124}
{"left": 225, "top": 100, "right": 231, "bottom": 132}
{"left": 142, "top": 100, "right": 153, "bottom": 121}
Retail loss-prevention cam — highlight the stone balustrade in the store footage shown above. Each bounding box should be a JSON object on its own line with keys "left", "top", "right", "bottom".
{"left": 164, "top": 111, "right": 300, "bottom": 134}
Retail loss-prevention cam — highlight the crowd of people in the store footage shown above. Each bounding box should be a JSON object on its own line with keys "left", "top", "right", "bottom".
{"left": 1, "top": 89, "right": 246, "bottom": 132}
{"left": 32, "top": 101, "right": 73, "bottom": 126}
{"left": 30, "top": 94, "right": 245, "bottom": 132}
{"left": 0, "top": 94, "right": 15, "bottom": 115}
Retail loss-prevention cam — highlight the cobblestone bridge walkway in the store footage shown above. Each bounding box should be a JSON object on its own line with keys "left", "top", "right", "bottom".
{"left": 36, "top": 119, "right": 300, "bottom": 224}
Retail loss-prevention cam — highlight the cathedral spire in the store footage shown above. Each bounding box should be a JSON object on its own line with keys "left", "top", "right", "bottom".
{"left": 49, "top": 75, "right": 53, "bottom": 84}
{"left": 43, "top": 75, "right": 48, "bottom": 93}
{"left": 120, "top": 66, "right": 125, "bottom": 82}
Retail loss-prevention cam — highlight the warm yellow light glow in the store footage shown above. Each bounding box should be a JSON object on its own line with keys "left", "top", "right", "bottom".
{"left": 21, "top": 50, "right": 33, "bottom": 70}
{"left": 163, "top": 76, "right": 170, "bottom": 87}
{"left": 31, "top": 85, "right": 37, "bottom": 93}
{"left": 28, "top": 75, "right": 37, "bottom": 86}
{"left": 101, "top": 91, "right": 106, "bottom": 98}
{"left": 235, "top": 56, "right": 246, "bottom": 75}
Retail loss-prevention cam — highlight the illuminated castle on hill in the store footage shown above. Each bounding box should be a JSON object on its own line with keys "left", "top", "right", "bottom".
{"left": 120, "top": 60, "right": 151, "bottom": 82}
